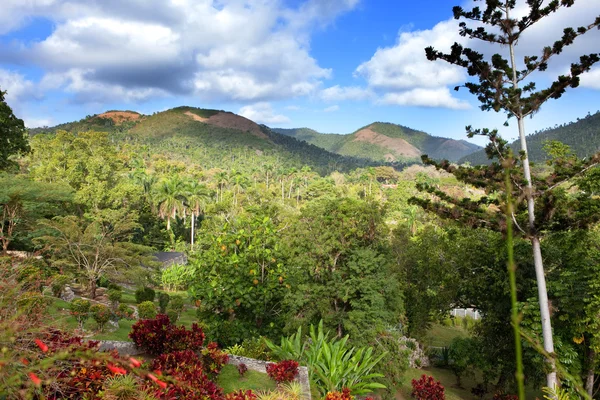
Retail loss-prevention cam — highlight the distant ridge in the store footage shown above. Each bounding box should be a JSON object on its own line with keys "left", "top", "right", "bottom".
{"left": 459, "top": 111, "right": 600, "bottom": 165}
{"left": 274, "top": 122, "right": 481, "bottom": 162}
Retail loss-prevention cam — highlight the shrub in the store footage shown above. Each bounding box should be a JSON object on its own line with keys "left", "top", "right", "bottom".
{"left": 325, "top": 388, "right": 354, "bottom": 400}
{"left": 225, "top": 390, "right": 256, "bottom": 400}
{"left": 129, "top": 314, "right": 205, "bottom": 356}
{"left": 151, "top": 350, "right": 223, "bottom": 400}
{"left": 70, "top": 299, "right": 91, "bottom": 330}
{"left": 166, "top": 309, "right": 179, "bottom": 324}
{"left": 51, "top": 274, "right": 70, "bottom": 297}
{"left": 448, "top": 337, "right": 478, "bottom": 387}
{"left": 411, "top": 375, "right": 445, "bottom": 400}
{"left": 202, "top": 342, "right": 229, "bottom": 377}
{"left": 237, "top": 363, "right": 248, "bottom": 377}
{"left": 117, "top": 303, "right": 135, "bottom": 320}
{"left": 493, "top": 393, "right": 519, "bottom": 400}
{"left": 138, "top": 301, "right": 157, "bottom": 320}
{"left": 90, "top": 303, "right": 111, "bottom": 331}
{"left": 158, "top": 292, "right": 170, "bottom": 313}
{"left": 135, "top": 287, "right": 155, "bottom": 304}
{"left": 107, "top": 289, "right": 122, "bottom": 310}
{"left": 169, "top": 295, "right": 185, "bottom": 316}
{"left": 101, "top": 374, "right": 153, "bottom": 400}
{"left": 161, "top": 264, "right": 195, "bottom": 291}
{"left": 266, "top": 360, "right": 299, "bottom": 384}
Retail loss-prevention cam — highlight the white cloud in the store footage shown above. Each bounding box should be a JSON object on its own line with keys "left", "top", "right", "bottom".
{"left": 323, "top": 105, "right": 340, "bottom": 112}
{"left": 24, "top": 117, "right": 53, "bottom": 128}
{"left": 285, "top": 105, "right": 301, "bottom": 111}
{"left": 580, "top": 67, "right": 600, "bottom": 90}
{"left": 379, "top": 88, "right": 470, "bottom": 110}
{"left": 320, "top": 85, "right": 372, "bottom": 101}
{"left": 1, "top": 0, "right": 356, "bottom": 104}
{"left": 239, "top": 102, "right": 290, "bottom": 124}
{"left": 0, "top": 69, "right": 38, "bottom": 104}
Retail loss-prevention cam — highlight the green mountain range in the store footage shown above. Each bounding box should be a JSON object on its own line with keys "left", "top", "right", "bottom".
{"left": 273, "top": 122, "right": 482, "bottom": 162}
{"left": 459, "top": 111, "right": 600, "bottom": 165}
{"left": 29, "top": 106, "right": 383, "bottom": 175}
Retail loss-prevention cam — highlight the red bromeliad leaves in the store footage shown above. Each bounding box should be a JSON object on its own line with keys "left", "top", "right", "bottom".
{"left": 201, "top": 342, "right": 229, "bottom": 377}
{"left": 411, "top": 374, "right": 445, "bottom": 400}
{"left": 225, "top": 389, "right": 257, "bottom": 400}
{"left": 237, "top": 363, "right": 248, "bottom": 377}
{"left": 265, "top": 360, "right": 299, "bottom": 384}
{"left": 34, "top": 339, "right": 48, "bottom": 353}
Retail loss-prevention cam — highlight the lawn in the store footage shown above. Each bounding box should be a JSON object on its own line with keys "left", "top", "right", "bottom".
{"left": 217, "top": 364, "right": 276, "bottom": 393}
{"left": 422, "top": 323, "right": 468, "bottom": 348}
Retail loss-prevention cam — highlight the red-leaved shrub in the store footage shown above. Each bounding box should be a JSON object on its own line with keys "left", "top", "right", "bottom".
{"left": 129, "top": 314, "right": 205, "bottom": 355}
{"left": 493, "top": 393, "right": 519, "bottom": 400}
{"left": 266, "top": 359, "right": 299, "bottom": 383}
{"left": 324, "top": 388, "right": 353, "bottom": 400}
{"left": 237, "top": 363, "right": 248, "bottom": 377}
{"left": 202, "top": 342, "right": 229, "bottom": 377}
{"left": 411, "top": 374, "right": 445, "bottom": 400}
{"left": 225, "top": 389, "right": 257, "bottom": 400}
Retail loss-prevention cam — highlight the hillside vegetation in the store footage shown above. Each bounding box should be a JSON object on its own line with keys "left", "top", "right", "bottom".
{"left": 459, "top": 111, "right": 600, "bottom": 165}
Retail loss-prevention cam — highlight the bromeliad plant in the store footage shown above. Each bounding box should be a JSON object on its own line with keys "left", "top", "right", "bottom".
{"left": 264, "top": 320, "right": 386, "bottom": 396}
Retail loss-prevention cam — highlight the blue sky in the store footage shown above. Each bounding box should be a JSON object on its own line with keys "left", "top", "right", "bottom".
{"left": 1, "top": 0, "right": 599, "bottom": 146}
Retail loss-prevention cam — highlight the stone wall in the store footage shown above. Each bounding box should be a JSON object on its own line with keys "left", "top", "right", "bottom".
{"left": 97, "top": 341, "right": 311, "bottom": 399}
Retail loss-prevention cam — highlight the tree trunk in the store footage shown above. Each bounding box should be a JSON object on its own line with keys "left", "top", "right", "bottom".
{"left": 507, "top": 19, "right": 557, "bottom": 389}
{"left": 586, "top": 346, "right": 595, "bottom": 398}
{"left": 90, "top": 279, "right": 97, "bottom": 299}
{"left": 191, "top": 211, "right": 195, "bottom": 251}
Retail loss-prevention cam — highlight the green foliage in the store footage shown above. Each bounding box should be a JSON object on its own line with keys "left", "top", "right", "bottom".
{"left": 158, "top": 292, "right": 170, "bottom": 314}
{"left": 265, "top": 320, "right": 386, "bottom": 395}
{"left": 137, "top": 301, "right": 157, "bottom": 320}
{"left": 447, "top": 337, "right": 479, "bottom": 387}
{"left": 373, "top": 332, "right": 412, "bottom": 399}
{"left": 0, "top": 90, "right": 30, "bottom": 170}
{"left": 161, "top": 263, "right": 195, "bottom": 291}
{"left": 107, "top": 289, "right": 122, "bottom": 310}
{"left": 135, "top": 287, "right": 156, "bottom": 304}
{"left": 51, "top": 274, "right": 71, "bottom": 298}
{"left": 169, "top": 295, "right": 185, "bottom": 315}
{"left": 166, "top": 309, "right": 179, "bottom": 324}
{"left": 90, "top": 303, "right": 111, "bottom": 331}
{"left": 70, "top": 299, "right": 91, "bottom": 329}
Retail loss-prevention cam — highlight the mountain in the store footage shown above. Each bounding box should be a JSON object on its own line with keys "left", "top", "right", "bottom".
{"left": 28, "top": 106, "right": 384, "bottom": 175}
{"left": 273, "top": 122, "right": 481, "bottom": 162}
{"left": 459, "top": 111, "right": 600, "bottom": 165}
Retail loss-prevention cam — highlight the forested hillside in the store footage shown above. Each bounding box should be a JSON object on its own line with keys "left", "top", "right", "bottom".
{"left": 274, "top": 122, "right": 481, "bottom": 162}
{"left": 459, "top": 111, "right": 600, "bottom": 165}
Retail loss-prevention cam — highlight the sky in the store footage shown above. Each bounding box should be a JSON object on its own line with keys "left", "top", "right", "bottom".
{"left": 0, "top": 0, "right": 599, "bottom": 146}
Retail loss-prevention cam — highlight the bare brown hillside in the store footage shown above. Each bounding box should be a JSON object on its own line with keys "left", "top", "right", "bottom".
{"left": 97, "top": 111, "right": 142, "bottom": 125}
{"left": 184, "top": 111, "right": 268, "bottom": 139}
{"left": 353, "top": 127, "right": 421, "bottom": 160}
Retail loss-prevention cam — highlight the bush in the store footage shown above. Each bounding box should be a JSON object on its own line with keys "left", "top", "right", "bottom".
{"left": 166, "top": 309, "right": 179, "bottom": 324}
{"left": 266, "top": 360, "right": 299, "bottom": 384}
{"left": 225, "top": 390, "right": 256, "bottom": 400}
{"left": 202, "top": 342, "right": 229, "bottom": 377}
{"left": 129, "top": 314, "right": 205, "bottom": 356}
{"left": 116, "top": 303, "right": 135, "bottom": 320}
{"left": 237, "top": 363, "right": 248, "bottom": 377}
{"left": 151, "top": 350, "right": 223, "bottom": 400}
{"left": 169, "top": 294, "right": 185, "bottom": 315}
{"left": 448, "top": 337, "right": 478, "bottom": 387}
{"left": 137, "top": 301, "right": 157, "bottom": 320}
{"left": 90, "top": 303, "right": 111, "bottom": 331}
{"left": 161, "top": 263, "right": 195, "bottom": 291}
{"left": 135, "top": 287, "right": 155, "bottom": 304}
{"left": 70, "top": 299, "right": 91, "bottom": 330}
{"left": 411, "top": 375, "right": 445, "bottom": 400}
{"left": 51, "top": 274, "right": 70, "bottom": 297}
{"left": 325, "top": 388, "right": 354, "bottom": 400}
{"left": 107, "top": 289, "right": 122, "bottom": 310}
{"left": 158, "top": 292, "right": 170, "bottom": 313}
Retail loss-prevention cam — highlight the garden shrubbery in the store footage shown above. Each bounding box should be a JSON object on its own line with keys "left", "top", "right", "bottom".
{"left": 129, "top": 314, "right": 205, "bottom": 356}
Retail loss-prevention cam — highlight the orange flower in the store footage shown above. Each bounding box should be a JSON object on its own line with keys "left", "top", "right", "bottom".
{"left": 29, "top": 372, "right": 42, "bottom": 386}
{"left": 129, "top": 357, "right": 142, "bottom": 368}
{"left": 107, "top": 363, "right": 127, "bottom": 375}
{"left": 21, "top": 358, "right": 29, "bottom": 366}
{"left": 34, "top": 339, "right": 48, "bottom": 353}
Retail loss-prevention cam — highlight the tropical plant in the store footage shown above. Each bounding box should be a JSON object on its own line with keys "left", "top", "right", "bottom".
{"left": 0, "top": 89, "right": 30, "bottom": 170}
{"left": 135, "top": 286, "right": 156, "bottom": 304}
{"left": 411, "top": 375, "right": 445, "bottom": 400}
{"left": 158, "top": 292, "right": 170, "bottom": 314}
{"left": 90, "top": 303, "right": 111, "bottom": 331}
{"left": 266, "top": 360, "right": 299, "bottom": 384}
{"left": 137, "top": 301, "right": 157, "bottom": 320}
{"left": 70, "top": 299, "right": 91, "bottom": 331}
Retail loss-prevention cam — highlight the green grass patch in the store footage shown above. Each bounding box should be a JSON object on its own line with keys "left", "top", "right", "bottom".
{"left": 423, "top": 323, "right": 468, "bottom": 347}
{"left": 92, "top": 319, "right": 135, "bottom": 341}
{"left": 217, "top": 364, "right": 276, "bottom": 393}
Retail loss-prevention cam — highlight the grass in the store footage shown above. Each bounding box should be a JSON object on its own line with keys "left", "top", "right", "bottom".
{"left": 217, "top": 364, "right": 276, "bottom": 393}
{"left": 422, "top": 323, "right": 468, "bottom": 348}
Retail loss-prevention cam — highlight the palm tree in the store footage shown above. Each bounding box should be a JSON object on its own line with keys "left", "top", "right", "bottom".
{"left": 185, "top": 180, "right": 211, "bottom": 251}
{"left": 154, "top": 176, "right": 186, "bottom": 231}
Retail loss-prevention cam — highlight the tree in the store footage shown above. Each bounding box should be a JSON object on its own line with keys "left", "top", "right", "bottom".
{"left": 36, "top": 210, "right": 155, "bottom": 299}
{"left": 424, "top": 0, "right": 600, "bottom": 389}
{"left": 0, "top": 90, "right": 30, "bottom": 171}
{"left": 154, "top": 176, "right": 186, "bottom": 232}
{"left": 184, "top": 180, "right": 211, "bottom": 251}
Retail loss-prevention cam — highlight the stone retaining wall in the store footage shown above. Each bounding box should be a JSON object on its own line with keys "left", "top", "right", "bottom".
{"left": 98, "top": 341, "right": 311, "bottom": 400}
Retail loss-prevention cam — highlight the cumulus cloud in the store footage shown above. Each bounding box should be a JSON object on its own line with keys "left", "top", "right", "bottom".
{"left": 379, "top": 88, "right": 470, "bottom": 109}
{"left": 239, "top": 102, "right": 290, "bottom": 124}
{"left": 580, "top": 68, "right": 600, "bottom": 90}
{"left": 320, "top": 85, "right": 373, "bottom": 102}
{"left": 0, "top": 69, "right": 39, "bottom": 104}
{"left": 0, "top": 0, "right": 356, "bottom": 104}
{"left": 323, "top": 105, "right": 340, "bottom": 112}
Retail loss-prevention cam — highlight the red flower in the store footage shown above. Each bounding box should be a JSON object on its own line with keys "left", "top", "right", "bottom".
{"left": 21, "top": 358, "right": 29, "bottom": 365}
{"left": 107, "top": 363, "right": 127, "bottom": 375}
{"left": 34, "top": 339, "right": 49, "bottom": 353}
{"left": 156, "top": 379, "right": 168, "bottom": 389}
{"left": 129, "top": 357, "right": 142, "bottom": 368}
{"left": 29, "top": 372, "right": 42, "bottom": 386}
